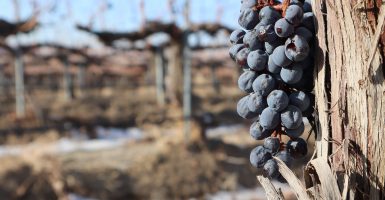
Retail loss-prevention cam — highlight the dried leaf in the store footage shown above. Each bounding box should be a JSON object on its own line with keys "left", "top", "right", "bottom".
{"left": 257, "top": 175, "right": 285, "bottom": 200}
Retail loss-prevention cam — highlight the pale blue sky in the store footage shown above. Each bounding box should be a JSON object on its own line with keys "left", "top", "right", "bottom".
{"left": 0, "top": 0, "right": 241, "bottom": 48}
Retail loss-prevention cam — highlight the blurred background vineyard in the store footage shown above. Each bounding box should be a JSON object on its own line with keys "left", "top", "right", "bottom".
{"left": 0, "top": 0, "right": 313, "bottom": 199}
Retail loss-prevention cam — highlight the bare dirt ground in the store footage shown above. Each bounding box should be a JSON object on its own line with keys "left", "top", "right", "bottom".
{"left": 0, "top": 83, "right": 313, "bottom": 199}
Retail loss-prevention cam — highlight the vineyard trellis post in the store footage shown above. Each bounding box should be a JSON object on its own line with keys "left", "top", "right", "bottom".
{"left": 14, "top": 48, "right": 25, "bottom": 118}
{"left": 155, "top": 47, "right": 166, "bottom": 106}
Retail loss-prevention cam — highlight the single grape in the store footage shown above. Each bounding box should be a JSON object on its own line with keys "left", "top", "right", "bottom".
{"left": 267, "top": 55, "right": 281, "bottom": 74}
{"left": 274, "top": 150, "right": 293, "bottom": 167}
{"left": 289, "top": 0, "right": 304, "bottom": 6}
{"left": 235, "top": 48, "right": 251, "bottom": 67}
{"left": 271, "top": 45, "right": 293, "bottom": 67}
{"left": 267, "top": 90, "right": 289, "bottom": 112}
{"left": 281, "top": 105, "right": 303, "bottom": 129}
{"left": 303, "top": 0, "right": 312, "bottom": 12}
{"left": 265, "top": 39, "right": 283, "bottom": 55}
{"left": 287, "top": 138, "right": 308, "bottom": 158}
{"left": 239, "top": 8, "right": 259, "bottom": 30}
{"left": 259, "top": 6, "right": 281, "bottom": 24}
{"left": 252, "top": 74, "right": 276, "bottom": 96}
{"left": 237, "top": 95, "right": 258, "bottom": 119}
{"left": 241, "top": 0, "right": 257, "bottom": 10}
{"left": 289, "top": 91, "right": 310, "bottom": 111}
{"left": 263, "top": 159, "right": 279, "bottom": 178}
{"left": 250, "top": 119, "right": 273, "bottom": 140}
{"left": 285, "top": 5, "right": 304, "bottom": 26}
{"left": 243, "top": 30, "right": 264, "bottom": 50}
{"left": 230, "top": 29, "right": 246, "bottom": 44}
{"left": 264, "top": 137, "right": 280, "bottom": 153}
{"left": 286, "top": 121, "right": 305, "bottom": 138}
{"left": 280, "top": 66, "right": 303, "bottom": 84}
{"left": 238, "top": 70, "right": 257, "bottom": 93}
{"left": 229, "top": 44, "right": 245, "bottom": 60}
{"left": 301, "top": 12, "right": 315, "bottom": 33}
{"left": 250, "top": 146, "right": 272, "bottom": 168}
{"left": 274, "top": 18, "right": 294, "bottom": 38}
{"left": 256, "top": 24, "right": 278, "bottom": 43}
{"left": 247, "top": 50, "right": 268, "bottom": 71}
{"left": 260, "top": 107, "right": 280, "bottom": 130}
{"left": 247, "top": 92, "right": 267, "bottom": 114}
{"left": 285, "top": 35, "right": 310, "bottom": 61}
{"left": 288, "top": 69, "right": 313, "bottom": 91}
{"left": 295, "top": 26, "right": 313, "bottom": 42}
{"left": 291, "top": 55, "right": 312, "bottom": 70}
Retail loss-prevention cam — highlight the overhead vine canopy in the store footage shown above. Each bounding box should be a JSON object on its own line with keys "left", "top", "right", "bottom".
{"left": 76, "top": 21, "right": 234, "bottom": 47}
{"left": 0, "top": 16, "right": 39, "bottom": 38}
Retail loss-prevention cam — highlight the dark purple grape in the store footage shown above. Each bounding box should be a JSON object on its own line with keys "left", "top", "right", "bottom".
{"left": 301, "top": 12, "right": 315, "bottom": 33}
{"left": 286, "top": 121, "right": 305, "bottom": 138}
{"left": 274, "top": 150, "right": 293, "bottom": 167}
{"left": 267, "top": 90, "right": 289, "bottom": 112}
{"left": 250, "top": 146, "right": 272, "bottom": 168}
{"left": 250, "top": 119, "right": 272, "bottom": 140}
{"left": 280, "top": 66, "right": 303, "bottom": 84}
{"left": 237, "top": 95, "right": 258, "bottom": 119}
{"left": 285, "top": 35, "right": 310, "bottom": 61}
{"left": 289, "top": 91, "right": 310, "bottom": 111}
{"left": 259, "top": 6, "right": 281, "bottom": 24}
{"left": 274, "top": 18, "right": 294, "bottom": 38}
{"left": 265, "top": 39, "right": 283, "bottom": 55}
{"left": 289, "top": 0, "right": 304, "bottom": 6}
{"left": 303, "top": 0, "right": 312, "bottom": 12}
{"left": 263, "top": 159, "right": 279, "bottom": 178}
{"left": 252, "top": 74, "right": 276, "bottom": 96}
{"left": 260, "top": 107, "right": 280, "bottom": 130}
{"left": 271, "top": 45, "right": 293, "bottom": 67}
{"left": 264, "top": 137, "right": 280, "bottom": 153}
{"left": 238, "top": 70, "right": 257, "bottom": 93}
{"left": 239, "top": 8, "right": 259, "bottom": 30}
{"left": 230, "top": 29, "right": 246, "bottom": 44}
{"left": 247, "top": 50, "right": 268, "bottom": 71}
{"left": 229, "top": 44, "right": 245, "bottom": 60}
{"left": 267, "top": 55, "right": 281, "bottom": 74}
{"left": 295, "top": 27, "right": 313, "bottom": 42}
{"left": 247, "top": 92, "right": 267, "bottom": 114}
{"left": 256, "top": 24, "right": 278, "bottom": 42}
{"left": 287, "top": 138, "right": 308, "bottom": 158}
{"left": 241, "top": 0, "right": 257, "bottom": 10}
{"left": 281, "top": 105, "right": 303, "bottom": 129}
{"left": 289, "top": 68, "right": 313, "bottom": 91}
{"left": 285, "top": 5, "right": 303, "bottom": 26}
{"left": 291, "top": 55, "right": 312, "bottom": 70}
{"left": 243, "top": 30, "right": 264, "bottom": 50}
{"left": 235, "top": 48, "right": 250, "bottom": 67}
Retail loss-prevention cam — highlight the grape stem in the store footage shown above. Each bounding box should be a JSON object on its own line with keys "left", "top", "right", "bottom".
{"left": 281, "top": 0, "right": 290, "bottom": 16}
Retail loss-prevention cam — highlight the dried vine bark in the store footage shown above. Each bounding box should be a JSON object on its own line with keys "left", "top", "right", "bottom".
{"left": 314, "top": 0, "right": 385, "bottom": 199}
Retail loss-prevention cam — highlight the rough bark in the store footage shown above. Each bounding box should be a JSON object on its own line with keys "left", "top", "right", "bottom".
{"left": 314, "top": 0, "right": 385, "bottom": 199}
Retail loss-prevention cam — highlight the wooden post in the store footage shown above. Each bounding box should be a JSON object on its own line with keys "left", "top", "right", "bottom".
{"left": 77, "top": 63, "right": 86, "bottom": 96}
{"left": 0, "top": 64, "right": 5, "bottom": 94}
{"left": 211, "top": 63, "right": 220, "bottom": 92}
{"left": 63, "top": 57, "right": 74, "bottom": 101}
{"left": 183, "top": 32, "right": 192, "bottom": 143}
{"left": 14, "top": 48, "right": 25, "bottom": 118}
{"left": 155, "top": 48, "right": 166, "bottom": 106}
{"left": 182, "top": 0, "right": 191, "bottom": 142}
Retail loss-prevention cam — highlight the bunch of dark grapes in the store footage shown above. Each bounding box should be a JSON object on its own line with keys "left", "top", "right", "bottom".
{"left": 230, "top": 0, "right": 315, "bottom": 181}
